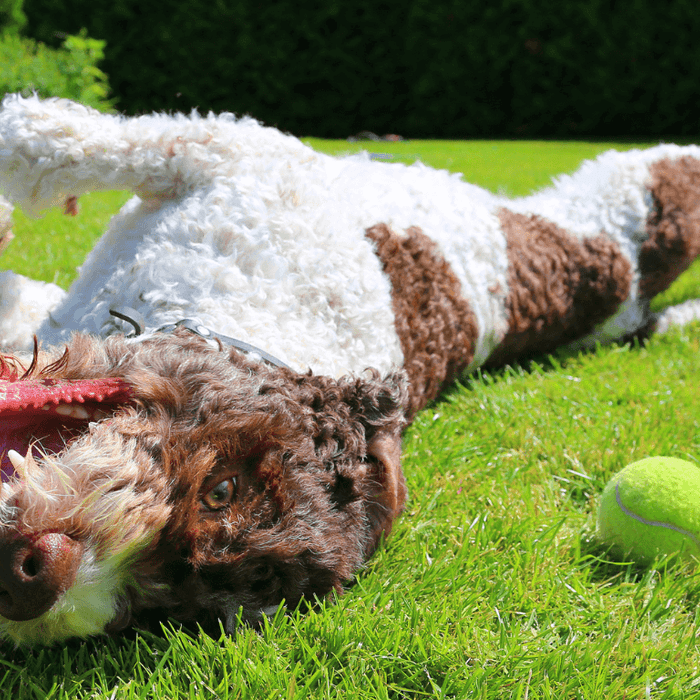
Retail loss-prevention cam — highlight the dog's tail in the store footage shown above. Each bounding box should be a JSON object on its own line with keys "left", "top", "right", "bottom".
{"left": 0, "top": 94, "right": 279, "bottom": 217}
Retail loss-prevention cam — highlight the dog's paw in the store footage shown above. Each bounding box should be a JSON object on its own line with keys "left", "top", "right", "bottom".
{"left": 0, "top": 271, "right": 66, "bottom": 351}
{"left": 0, "top": 196, "right": 13, "bottom": 255}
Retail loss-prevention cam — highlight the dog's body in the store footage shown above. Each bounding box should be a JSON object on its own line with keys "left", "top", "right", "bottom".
{"left": 0, "top": 95, "right": 699, "bottom": 645}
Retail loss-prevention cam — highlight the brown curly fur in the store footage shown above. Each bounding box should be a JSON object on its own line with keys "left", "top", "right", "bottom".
{"left": 487, "top": 209, "right": 633, "bottom": 365}
{"left": 1, "top": 330, "right": 407, "bottom": 636}
{"left": 366, "top": 224, "right": 478, "bottom": 420}
{"left": 641, "top": 157, "right": 700, "bottom": 298}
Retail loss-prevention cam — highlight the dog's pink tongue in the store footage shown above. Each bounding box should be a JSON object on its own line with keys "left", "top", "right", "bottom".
{"left": 0, "top": 377, "right": 133, "bottom": 481}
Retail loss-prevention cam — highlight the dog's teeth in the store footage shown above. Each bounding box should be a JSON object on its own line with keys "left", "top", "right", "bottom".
{"left": 55, "top": 404, "right": 90, "bottom": 419}
{"left": 7, "top": 450, "right": 26, "bottom": 470}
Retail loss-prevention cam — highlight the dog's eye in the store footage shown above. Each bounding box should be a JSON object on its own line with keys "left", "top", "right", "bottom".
{"left": 201, "top": 477, "right": 237, "bottom": 511}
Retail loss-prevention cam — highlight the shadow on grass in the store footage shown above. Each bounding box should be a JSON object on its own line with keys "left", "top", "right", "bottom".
{"left": 577, "top": 530, "right": 700, "bottom": 599}
{"left": 419, "top": 332, "right": 652, "bottom": 420}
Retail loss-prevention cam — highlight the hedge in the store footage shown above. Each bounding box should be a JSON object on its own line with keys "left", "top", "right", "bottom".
{"left": 21, "top": 0, "right": 700, "bottom": 138}
{"left": 0, "top": 30, "right": 113, "bottom": 111}
{"left": 0, "top": 0, "right": 26, "bottom": 34}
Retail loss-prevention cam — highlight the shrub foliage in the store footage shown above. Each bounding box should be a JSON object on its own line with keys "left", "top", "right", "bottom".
{"left": 0, "top": 0, "right": 25, "bottom": 33}
{"left": 0, "top": 30, "right": 112, "bottom": 110}
{"left": 19, "top": 0, "right": 700, "bottom": 137}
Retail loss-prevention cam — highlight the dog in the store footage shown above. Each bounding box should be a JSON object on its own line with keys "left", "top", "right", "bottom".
{"left": 0, "top": 95, "right": 699, "bottom": 646}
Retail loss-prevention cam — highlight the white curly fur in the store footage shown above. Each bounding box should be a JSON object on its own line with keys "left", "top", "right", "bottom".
{"left": 1, "top": 95, "right": 699, "bottom": 375}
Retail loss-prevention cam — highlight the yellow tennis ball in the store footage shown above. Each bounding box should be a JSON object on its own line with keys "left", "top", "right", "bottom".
{"left": 597, "top": 456, "right": 700, "bottom": 564}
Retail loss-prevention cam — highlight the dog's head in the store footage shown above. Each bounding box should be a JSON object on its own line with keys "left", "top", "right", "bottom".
{"left": 0, "top": 330, "right": 407, "bottom": 644}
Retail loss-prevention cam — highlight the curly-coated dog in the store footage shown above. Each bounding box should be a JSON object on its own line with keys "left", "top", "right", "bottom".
{"left": 0, "top": 95, "right": 699, "bottom": 645}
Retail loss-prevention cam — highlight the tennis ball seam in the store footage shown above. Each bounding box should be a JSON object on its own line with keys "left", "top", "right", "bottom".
{"left": 615, "top": 481, "right": 700, "bottom": 548}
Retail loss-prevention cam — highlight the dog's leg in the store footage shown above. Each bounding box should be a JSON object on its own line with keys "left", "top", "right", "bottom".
{"left": 0, "top": 98, "right": 151, "bottom": 217}
{"left": 0, "top": 196, "right": 65, "bottom": 350}
{"left": 0, "top": 271, "right": 66, "bottom": 350}
{"left": 0, "top": 93, "right": 290, "bottom": 216}
{"left": 0, "top": 195, "right": 13, "bottom": 256}
{"left": 0, "top": 95, "right": 251, "bottom": 345}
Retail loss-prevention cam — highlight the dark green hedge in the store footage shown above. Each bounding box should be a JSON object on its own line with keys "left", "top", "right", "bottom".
{"left": 21, "top": 0, "right": 700, "bottom": 138}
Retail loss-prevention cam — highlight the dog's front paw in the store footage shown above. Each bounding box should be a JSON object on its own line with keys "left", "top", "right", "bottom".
{"left": 0, "top": 196, "right": 13, "bottom": 255}
{"left": 0, "top": 271, "right": 66, "bottom": 351}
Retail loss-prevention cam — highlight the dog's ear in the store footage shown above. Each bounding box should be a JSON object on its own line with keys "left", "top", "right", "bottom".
{"left": 345, "top": 370, "right": 408, "bottom": 557}
{"left": 364, "top": 425, "right": 407, "bottom": 555}
{"left": 230, "top": 359, "right": 409, "bottom": 559}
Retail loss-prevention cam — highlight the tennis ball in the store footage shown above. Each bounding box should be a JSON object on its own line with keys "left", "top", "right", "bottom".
{"left": 597, "top": 456, "right": 700, "bottom": 564}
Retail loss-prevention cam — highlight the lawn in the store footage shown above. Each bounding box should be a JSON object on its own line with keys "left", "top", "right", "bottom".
{"left": 3, "top": 139, "right": 700, "bottom": 699}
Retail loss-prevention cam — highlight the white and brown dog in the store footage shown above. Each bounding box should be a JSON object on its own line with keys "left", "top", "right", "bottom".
{"left": 0, "top": 94, "right": 698, "bottom": 645}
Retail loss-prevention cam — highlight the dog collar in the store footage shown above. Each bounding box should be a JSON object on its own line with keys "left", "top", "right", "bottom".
{"left": 109, "top": 308, "right": 292, "bottom": 370}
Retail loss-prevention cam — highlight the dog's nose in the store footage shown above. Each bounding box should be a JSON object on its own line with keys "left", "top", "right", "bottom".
{"left": 0, "top": 533, "right": 83, "bottom": 621}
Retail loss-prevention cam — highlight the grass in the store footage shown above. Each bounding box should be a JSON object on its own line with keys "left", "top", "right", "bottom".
{"left": 3, "top": 139, "right": 700, "bottom": 698}
{"left": 1, "top": 191, "right": 132, "bottom": 288}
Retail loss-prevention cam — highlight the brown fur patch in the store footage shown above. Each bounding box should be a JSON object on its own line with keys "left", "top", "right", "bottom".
{"left": 488, "top": 210, "right": 632, "bottom": 365}
{"left": 641, "top": 157, "right": 700, "bottom": 298}
{"left": 0, "top": 331, "right": 408, "bottom": 640}
{"left": 366, "top": 224, "right": 478, "bottom": 420}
